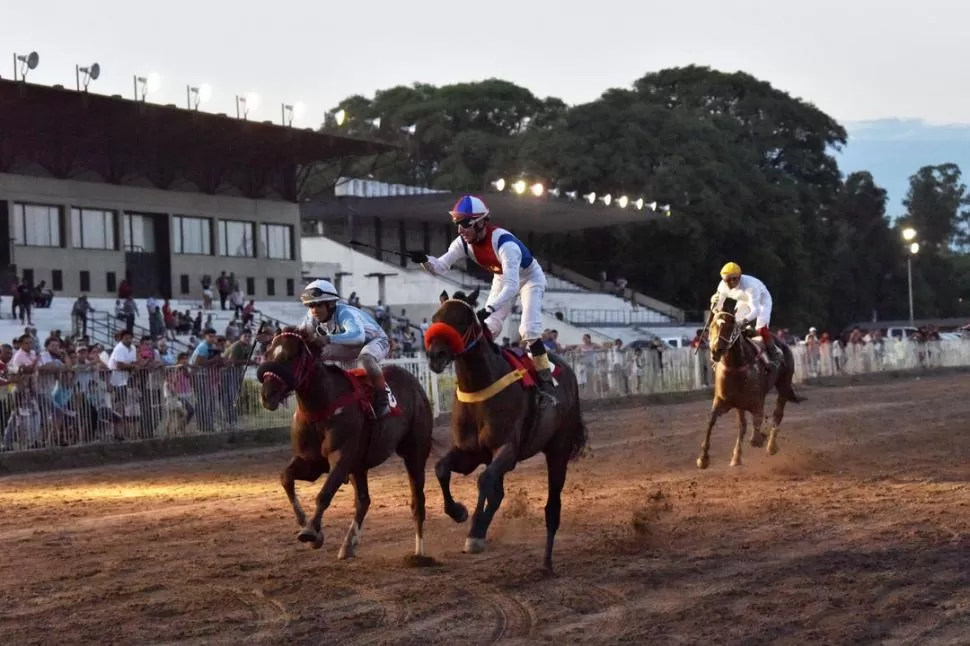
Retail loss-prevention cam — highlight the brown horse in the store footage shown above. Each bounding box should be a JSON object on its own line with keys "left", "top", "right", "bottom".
{"left": 256, "top": 326, "right": 435, "bottom": 561}
{"left": 699, "top": 297, "right": 803, "bottom": 469}
{"left": 425, "top": 289, "right": 588, "bottom": 573}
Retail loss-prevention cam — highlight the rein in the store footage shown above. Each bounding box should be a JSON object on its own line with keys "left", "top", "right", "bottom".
{"left": 260, "top": 331, "right": 367, "bottom": 423}
{"left": 711, "top": 312, "right": 756, "bottom": 372}
{"left": 424, "top": 299, "right": 526, "bottom": 403}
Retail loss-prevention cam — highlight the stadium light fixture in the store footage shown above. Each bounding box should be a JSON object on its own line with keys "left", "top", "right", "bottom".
{"left": 903, "top": 228, "right": 920, "bottom": 324}
{"left": 566, "top": 191, "right": 578, "bottom": 200}
{"left": 187, "top": 83, "right": 212, "bottom": 110}
{"left": 512, "top": 180, "right": 527, "bottom": 195}
{"left": 75, "top": 63, "right": 100, "bottom": 92}
{"left": 369, "top": 116, "right": 381, "bottom": 129}
{"left": 334, "top": 109, "right": 347, "bottom": 126}
{"left": 902, "top": 227, "right": 917, "bottom": 242}
{"left": 601, "top": 194, "right": 612, "bottom": 206}
{"left": 491, "top": 178, "right": 506, "bottom": 192}
{"left": 133, "top": 73, "right": 161, "bottom": 101}
{"left": 584, "top": 192, "right": 596, "bottom": 204}
{"left": 617, "top": 195, "right": 629, "bottom": 209}
{"left": 909, "top": 242, "right": 920, "bottom": 255}
{"left": 634, "top": 198, "right": 644, "bottom": 210}
{"left": 530, "top": 182, "right": 544, "bottom": 197}
{"left": 236, "top": 93, "right": 259, "bottom": 120}
{"left": 281, "top": 101, "right": 306, "bottom": 126}
{"left": 548, "top": 188, "right": 561, "bottom": 198}
{"left": 12, "top": 51, "right": 39, "bottom": 81}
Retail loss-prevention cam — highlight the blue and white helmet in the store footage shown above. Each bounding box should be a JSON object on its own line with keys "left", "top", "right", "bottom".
{"left": 449, "top": 195, "right": 490, "bottom": 226}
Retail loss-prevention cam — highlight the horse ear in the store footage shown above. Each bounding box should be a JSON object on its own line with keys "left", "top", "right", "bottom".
{"left": 722, "top": 297, "right": 738, "bottom": 312}
{"left": 467, "top": 287, "right": 480, "bottom": 306}
{"left": 440, "top": 290, "right": 449, "bottom": 301}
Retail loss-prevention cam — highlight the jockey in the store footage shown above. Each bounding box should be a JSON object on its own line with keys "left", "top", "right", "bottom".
{"left": 298, "top": 279, "right": 395, "bottom": 418}
{"left": 710, "top": 262, "right": 780, "bottom": 367}
{"left": 410, "top": 194, "right": 557, "bottom": 407}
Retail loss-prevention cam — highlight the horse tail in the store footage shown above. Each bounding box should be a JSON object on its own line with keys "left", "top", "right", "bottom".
{"left": 568, "top": 411, "right": 590, "bottom": 462}
{"left": 777, "top": 344, "right": 805, "bottom": 404}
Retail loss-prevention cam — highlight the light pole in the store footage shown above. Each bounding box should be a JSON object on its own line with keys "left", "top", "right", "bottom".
{"left": 902, "top": 227, "right": 919, "bottom": 324}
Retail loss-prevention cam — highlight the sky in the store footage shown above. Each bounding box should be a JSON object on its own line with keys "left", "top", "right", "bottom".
{"left": 4, "top": 0, "right": 970, "bottom": 128}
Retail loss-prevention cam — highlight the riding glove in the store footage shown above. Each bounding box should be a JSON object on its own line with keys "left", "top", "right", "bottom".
{"left": 476, "top": 307, "right": 493, "bottom": 324}
{"left": 408, "top": 251, "right": 428, "bottom": 264}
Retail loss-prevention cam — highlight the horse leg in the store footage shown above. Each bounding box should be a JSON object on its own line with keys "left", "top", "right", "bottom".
{"left": 465, "top": 443, "right": 517, "bottom": 554}
{"left": 434, "top": 448, "right": 482, "bottom": 524}
{"left": 542, "top": 450, "right": 569, "bottom": 573}
{"left": 337, "top": 470, "right": 370, "bottom": 560}
{"left": 698, "top": 399, "right": 729, "bottom": 469}
{"left": 280, "top": 456, "right": 327, "bottom": 528}
{"left": 731, "top": 409, "right": 748, "bottom": 467}
{"left": 767, "top": 396, "right": 787, "bottom": 455}
{"left": 297, "top": 454, "right": 351, "bottom": 550}
{"left": 750, "top": 405, "right": 767, "bottom": 448}
{"left": 403, "top": 448, "right": 428, "bottom": 557}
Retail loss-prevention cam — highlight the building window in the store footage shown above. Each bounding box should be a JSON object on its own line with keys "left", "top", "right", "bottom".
{"left": 11, "top": 203, "right": 62, "bottom": 247}
{"left": 219, "top": 220, "right": 255, "bottom": 257}
{"left": 79, "top": 270, "right": 91, "bottom": 292}
{"left": 51, "top": 270, "right": 63, "bottom": 291}
{"left": 123, "top": 213, "right": 156, "bottom": 252}
{"left": 172, "top": 215, "right": 212, "bottom": 255}
{"left": 259, "top": 224, "right": 293, "bottom": 260}
{"left": 266, "top": 277, "right": 276, "bottom": 296}
{"left": 180, "top": 274, "right": 190, "bottom": 295}
{"left": 106, "top": 271, "right": 117, "bottom": 293}
{"left": 286, "top": 278, "right": 295, "bottom": 297}
{"left": 71, "top": 208, "right": 117, "bottom": 250}
{"left": 246, "top": 277, "right": 255, "bottom": 295}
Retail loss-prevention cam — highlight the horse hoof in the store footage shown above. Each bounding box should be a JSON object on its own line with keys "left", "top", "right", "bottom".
{"left": 337, "top": 546, "right": 355, "bottom": 560}
{"left": 297, "top": 527, "right": 323, "bottom": 549}
{"left": 463, "top": 537, "right": 486, "bottom": 554}
{"left": 448, "top": 503, "right": 469, "bottom": 524}
{"left": 730, "top": 458, "right": 741, "bottom": 467}
{"left": 696, "top": 456, "right": 709, "bottom": 470}
{"left": 750, "top": 433, "right": 766, "bottom": 448}
{"left": 767, "top": 442, "right": 779, "bottom": 456}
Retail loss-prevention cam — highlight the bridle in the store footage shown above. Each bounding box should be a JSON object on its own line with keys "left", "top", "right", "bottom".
{"left": 257, "top": 330, "right": 317, "bottom": 396}
{"left": 710, "top": 310, "right": 743, "bottom": 357}
{"left": 424, "top": 298, "right": 485, "bottom": 356}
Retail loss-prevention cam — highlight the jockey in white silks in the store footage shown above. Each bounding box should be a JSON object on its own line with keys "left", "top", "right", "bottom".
{"left": 298, "top": 279, "right": 396, "bottom": 417}
{"left": 411, "top": 194, "right": 557, "bottom": 407}
{"left": 709, "top": 261, "right": 781, "bottom": 367}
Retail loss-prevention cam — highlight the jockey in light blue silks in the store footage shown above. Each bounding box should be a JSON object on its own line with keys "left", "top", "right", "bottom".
{"left": 410, "top": 194, "right": 557, "bottom": 408}
{"left": 298, "top": 279, "right": 396, "bottom": 418}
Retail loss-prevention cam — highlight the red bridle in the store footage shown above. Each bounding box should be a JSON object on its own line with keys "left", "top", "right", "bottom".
{"left": 424, "top": 300, "right": 484, "bottom": 355}
{"left": 260, "top": 331, "right": 316, "bottom": 395}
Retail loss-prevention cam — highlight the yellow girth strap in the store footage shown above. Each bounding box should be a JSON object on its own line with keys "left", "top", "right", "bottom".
{"left": 456, "top": 369, "right": 528, "bottom": 403}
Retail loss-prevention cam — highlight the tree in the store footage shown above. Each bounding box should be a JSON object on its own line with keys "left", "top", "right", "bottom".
{"left": 902, "top": 163, "right": 970, "bottom": 250}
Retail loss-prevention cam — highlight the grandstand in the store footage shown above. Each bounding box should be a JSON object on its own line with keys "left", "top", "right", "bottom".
{"left": 299, "top": 178, "right": 702, "bottom": 347}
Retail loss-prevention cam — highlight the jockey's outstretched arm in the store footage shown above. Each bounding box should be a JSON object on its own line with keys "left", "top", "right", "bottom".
{"left": 421, "top": 238, "right": 465, "bottom": 276}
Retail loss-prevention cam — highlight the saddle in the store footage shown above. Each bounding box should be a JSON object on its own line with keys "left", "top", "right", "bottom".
{"left": 344, "top": 368, "right": 403, "bottom": 418}
{"left": 500, "top": 347, "right": 563, "bottom": 390}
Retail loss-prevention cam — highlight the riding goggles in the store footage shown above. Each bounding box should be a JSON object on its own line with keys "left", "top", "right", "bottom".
{"left": 301, "top": 287, "right": 339, "bottom": 305}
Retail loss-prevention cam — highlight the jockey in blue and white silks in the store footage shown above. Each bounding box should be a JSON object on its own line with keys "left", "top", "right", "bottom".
{"left": 299, "top": 279, "right": 395, "bottom": 417}
{"left": 411, "top": 194, "right": 557, "bottom": 406}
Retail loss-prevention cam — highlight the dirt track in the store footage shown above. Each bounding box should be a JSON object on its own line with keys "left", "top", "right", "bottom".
{"left": 4, "top": 374, "right": 970, "bottom": 645}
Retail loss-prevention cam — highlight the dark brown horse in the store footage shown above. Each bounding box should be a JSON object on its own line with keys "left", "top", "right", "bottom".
{"left": 699, "top": 297, "right": 803, "bottom": 469}
{"left": 425, "top": 289, "right": 588, "bottom": 573}
{"left": 257, "top": 326, "right": 435, "bottom": 560}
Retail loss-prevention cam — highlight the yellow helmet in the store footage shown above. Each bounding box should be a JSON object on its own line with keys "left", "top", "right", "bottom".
{"left": 720, "top": 262, "right": 742, "bottom": 278}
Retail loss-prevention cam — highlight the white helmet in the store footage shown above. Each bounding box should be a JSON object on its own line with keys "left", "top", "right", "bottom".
{"left": 300, "top": 279, "right": 340, "bottom": 306}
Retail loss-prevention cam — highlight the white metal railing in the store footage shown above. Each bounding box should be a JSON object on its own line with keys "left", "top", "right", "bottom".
{"left": 2, "top": 340, "right": 966, "bottom": 455}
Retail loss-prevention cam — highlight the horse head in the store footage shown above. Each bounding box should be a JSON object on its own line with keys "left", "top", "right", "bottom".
{"left": 709, "top": 297, "right": 741, "bottom": 363}
{"left": 256, "top": 325, "right": 325, "bottom": 410}
{"left": 424, "top": 288, "right": 485, "bottom": 374}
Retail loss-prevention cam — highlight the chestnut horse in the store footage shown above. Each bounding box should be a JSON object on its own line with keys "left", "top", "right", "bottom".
{"left": 425, "top": 289, "right": 587, "bottom": 573}
{"left": 699, "top": 297, "right": 803, "bottom": 469}
{"left": 257, "top": 326, "right": 434, "bottom": 560}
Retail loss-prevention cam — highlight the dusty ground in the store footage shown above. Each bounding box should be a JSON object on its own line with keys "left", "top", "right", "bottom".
{"left": 4, "top": 374, "right": 970, "bottom": 645}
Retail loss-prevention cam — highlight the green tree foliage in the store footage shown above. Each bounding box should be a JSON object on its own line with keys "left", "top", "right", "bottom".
{"left": 320, "top": 68, "right": 970, "bottom": 328}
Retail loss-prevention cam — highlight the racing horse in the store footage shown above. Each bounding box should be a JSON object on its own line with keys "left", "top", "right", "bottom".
{"left": 425, "top": 289, "right": 588, "bottom": 573}
{"left": 257, "top": 326, "right": 435, "bottom": 561}
{"left": 698, "top": 296, "right": 803, "bottom": 469}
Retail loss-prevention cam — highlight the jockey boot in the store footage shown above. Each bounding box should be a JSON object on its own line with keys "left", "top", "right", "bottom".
{"left": 528, "top": 340, "right": 559, "bottom": 407}
{"left": 760, "top": 330, "right": 782, "bottom": 369}
{"left": 365, "top": 364, "right": 392, "bottom": 418}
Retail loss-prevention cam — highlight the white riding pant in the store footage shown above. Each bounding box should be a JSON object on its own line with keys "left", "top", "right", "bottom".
{"left": 320, "top": 336, "right": 390, "bottom": 363}
{"left": 484, "top": 266, "right": 547, "bottom": 342}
